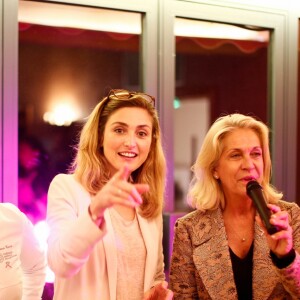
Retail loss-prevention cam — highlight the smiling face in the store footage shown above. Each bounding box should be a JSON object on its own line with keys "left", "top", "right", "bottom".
{"left": 102, "top": 107, "right": 153, "bottom": 175}
{"left": 214, "top": 128, "right": 264, "bottom": 201}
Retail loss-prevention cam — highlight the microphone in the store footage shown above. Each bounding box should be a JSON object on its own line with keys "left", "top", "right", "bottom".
{"left": 246, "top": 180, "right": 278, "bottom": 235}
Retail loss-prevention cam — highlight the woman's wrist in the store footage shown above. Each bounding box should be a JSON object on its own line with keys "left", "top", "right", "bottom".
{"left": 269, "top": 248, "right": 296, "bottom": 269}
{"left": 88, "top": 205, "right": 104, "bottom": 226}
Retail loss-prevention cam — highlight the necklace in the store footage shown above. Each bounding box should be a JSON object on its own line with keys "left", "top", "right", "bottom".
{"left": 225, "top": 221, "right": 248, "bottom": 242}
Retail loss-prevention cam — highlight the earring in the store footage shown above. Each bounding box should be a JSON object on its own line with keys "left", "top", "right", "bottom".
{"left": 213, "top": 174, "right": 219, "bottom": 180}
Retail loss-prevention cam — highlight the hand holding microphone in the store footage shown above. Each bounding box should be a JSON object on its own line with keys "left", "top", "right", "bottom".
{"left": 246, "top": 180, "right": 278, "bottom": 234}
{"left": 247, "top": 180, "right": 295, "bottom": 260}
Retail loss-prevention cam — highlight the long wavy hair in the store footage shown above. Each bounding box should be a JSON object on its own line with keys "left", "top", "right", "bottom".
{"left": 188, "top": 113, "right": 283, "bottom": 211}
{"left": 70, "top": 89, "right": 166, "bottom": 219}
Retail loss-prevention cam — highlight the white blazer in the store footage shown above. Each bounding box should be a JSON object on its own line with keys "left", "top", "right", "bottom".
{"left": 47, "top": 174, "right": 165, "bottom": 300}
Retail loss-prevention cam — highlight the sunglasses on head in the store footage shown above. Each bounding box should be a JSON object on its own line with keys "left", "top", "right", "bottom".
{"left": 105, "top": 89, "right": 155, "bottom": 106}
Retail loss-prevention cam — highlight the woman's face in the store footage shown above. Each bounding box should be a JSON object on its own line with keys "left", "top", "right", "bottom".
{"left": 214, "top": 128, "right": 264, "bottom": 200}
{"left": 102, "top": 107, "right": 153, "bottom": 175}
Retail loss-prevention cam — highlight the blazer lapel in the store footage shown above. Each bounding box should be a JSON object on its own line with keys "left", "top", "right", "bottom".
{"left": 252, "top": 223, "right": 278, "bottom": 300}
{"left": 193, "top": 209, "right": 238, "bottom": 299}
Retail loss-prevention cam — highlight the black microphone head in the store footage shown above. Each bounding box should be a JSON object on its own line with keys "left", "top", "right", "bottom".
{"left": 246, "top": 180, "right": 262, "bottom": 195}
{"left": 246, "top": 179, "right": 278, "bottom": 234}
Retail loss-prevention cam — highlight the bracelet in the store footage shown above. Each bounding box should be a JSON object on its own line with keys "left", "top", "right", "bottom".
{"left": 88, "top": 205, "right": 104, "bottom": 224}
{"left": 270, "top": 248, "right": 296, "bottom": 269}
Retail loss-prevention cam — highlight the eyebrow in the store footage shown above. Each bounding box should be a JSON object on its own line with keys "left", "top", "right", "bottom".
{"left": 226, "top": 146, "right": 262, "bottom": 152}
{"left": 110, "top": 121, "right": 152, "bottom": 129}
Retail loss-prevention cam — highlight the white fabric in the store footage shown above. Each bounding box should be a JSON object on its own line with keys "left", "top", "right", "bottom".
{"left": 47, "top": 174, "right": 165, "bottom": 300}
{"left": 0, "top": 203, "right": 46, "bottom": 300}
{"left": 110, "top": 208, "right": 146, "bottom": 300}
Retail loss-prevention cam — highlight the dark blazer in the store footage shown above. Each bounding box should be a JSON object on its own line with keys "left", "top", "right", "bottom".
{"left": 170, "top": 200, "right": 300, "bottom": 299}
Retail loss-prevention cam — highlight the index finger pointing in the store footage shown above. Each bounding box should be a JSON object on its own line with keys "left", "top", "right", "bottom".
{"left": 113, "top": 164, "right": 130, "bottom": 181}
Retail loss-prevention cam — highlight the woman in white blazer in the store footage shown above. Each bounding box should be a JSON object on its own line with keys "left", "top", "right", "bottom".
{"left": 47, "top": 89, "right": 173, "bottom": 300}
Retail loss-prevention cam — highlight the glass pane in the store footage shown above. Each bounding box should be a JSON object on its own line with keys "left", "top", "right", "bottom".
{"left": 174, "top": 18, "right": 270, "bottom": 211}
{"left": 18, "top": 1, "right": 142, "bottom": 224}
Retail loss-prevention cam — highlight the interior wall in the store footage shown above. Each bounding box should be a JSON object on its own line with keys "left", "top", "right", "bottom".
{"left": 176, "top": 48, "right": 268, "bottom": 123}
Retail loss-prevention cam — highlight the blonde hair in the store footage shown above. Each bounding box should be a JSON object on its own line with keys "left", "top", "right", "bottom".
{"left": 71, "top": 90, "right": 166, "bottom": 219}
{"left": 188, "top": 113, "right": 282, "bottom": 211}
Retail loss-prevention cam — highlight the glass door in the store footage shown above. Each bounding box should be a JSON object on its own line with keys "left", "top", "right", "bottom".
{"left": 18, "top": 1, "right": 143, "bottom": 224}
{"left": 174, "top": 18, "right": 271, "bottom": 211}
